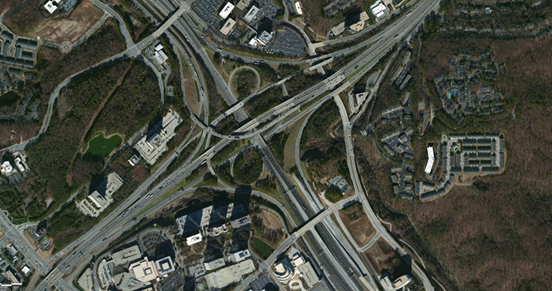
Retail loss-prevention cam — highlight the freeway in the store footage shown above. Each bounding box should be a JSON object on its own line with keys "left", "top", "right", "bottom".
{"left": 28, "top": 0, "right": 443, "bottom": 288}
{"left": 160, "top": 8, "right": 374, "bottom": 290}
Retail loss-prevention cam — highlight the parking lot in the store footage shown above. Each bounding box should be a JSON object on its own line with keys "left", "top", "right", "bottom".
{"left": 193, "top": 0, "right": 225, "bottom": 32}
{"left": 268, "top": 29, "right": 305, "bottom": 58}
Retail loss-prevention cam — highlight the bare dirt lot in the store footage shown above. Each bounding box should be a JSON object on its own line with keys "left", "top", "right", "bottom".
{"left": 364, "top": 238, "right": 399, "bottom": 272}
{"left": 252, "top": 209, "right": 286, "bottom": 248}
{"left": 33, "top": 1, "right": 104, "bottom": 44}
{"left": 338, "top": 203, "right": 376, "bottom": 246}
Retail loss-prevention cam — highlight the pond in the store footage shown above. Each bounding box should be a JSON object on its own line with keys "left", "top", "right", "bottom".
{"left": 0, "top": 91, "right": 20, "bottom": 106}
{"left": 85, "top": 133, "right": 122, "bottom": 158}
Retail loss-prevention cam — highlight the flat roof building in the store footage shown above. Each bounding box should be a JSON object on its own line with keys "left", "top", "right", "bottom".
{"left": 1, "top": 161, "right": 15, "bottom": 176}
{"left": 154, "top": 50, "right": 168, "bottom": 64}
{"left": 112, "top": 245, "right": 141, "bottom": 267}
{"left": 425, "top": 146, "right": 435, "bottom": 173}
{"left": 232, "top": 250, "right": 251, "bottom": 262}
{"left": 204, "top": 258, "right": 226, "bottom": 271}
{"left": 155, "top": 256, "right": 175, "bottom": 276}
{"left": 78, "top": 172, "right": 124, "bottom": 217}
{"left": 295, "top": 2, "right": 303, "bottom": 15}
{"left": 370, "top": 1, "right": 388, "bottom": 20}
{"left": 186, "top": 233, "right": 203, "bottom": 245}
{"left": 236, "top": 0, "right": 251, "bottom": 10}
{"left": 244, "top": 6, "right": 259, "bottom": 22}
{"left": 256, "top": 30, "right": 273, "bottom": 46}
{"left": 129, "top": 257, "right": 158, "bottom": 283}
{"left": 219, "top": 2, "right": 235, "bottom": 19}
{"left": 44, "top": 1, "right": 57, "bottom": 14}
{"left": 220, "top": 18, "right": 236, "bottom": 35}
{"left": 205, "top": 259, "right": 255, "bottom": 289}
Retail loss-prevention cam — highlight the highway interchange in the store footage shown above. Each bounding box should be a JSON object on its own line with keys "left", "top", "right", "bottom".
{"left": 0, "top": 0, "right": 444, "bottom": 290}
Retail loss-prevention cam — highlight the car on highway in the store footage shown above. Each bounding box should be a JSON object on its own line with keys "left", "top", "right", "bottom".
{"left": 394, "top": 34, "right": 399, "bottom": 38}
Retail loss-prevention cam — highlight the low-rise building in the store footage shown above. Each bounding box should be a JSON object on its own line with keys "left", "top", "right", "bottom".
{"left": 231, "top": 250, "right": 251, "bottom": 262}
{"left": 236, "top": 0, "right": 251, "bottom": 10}
{"left": 220, "top": 18, "right": 236, "bottom": 35}
{"left": 243, "top": 6, "right": 259, "bottom": 22}
{"left": 1, "top": 161, "right": 15, "bottom": 176}
{"left": 370, "top": 1, "right": 389, "bottom": 20}
{"left": 205, "top": 259, "right": 255, "bottom": 289}
{"left": 327, "top": 175, "right": 350, "bottom": 194}
{"left": 44, "top": 1, "right": 57, "bottom": 14}
{"left": 204, "top": 258, "right": 226, "bottom": 271}
{"left": 129, "top": 257, "right": 158, "bottom": 283}
{"left": 112, "top": 245, "right": 142, "bottom": 267}
{"left": 425, "top": 146, "right": 435, "bottom": 173}
{"left": 219, "top": 2, "right": 235, "bottom": 19}
{"left": 294, "top": 2, "right": 303, "bottom": 15}
{"left": 186, "top": 233, "right": 203, "bottom": 246}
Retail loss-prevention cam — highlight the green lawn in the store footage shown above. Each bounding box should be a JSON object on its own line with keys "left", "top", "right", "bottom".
{"left": 251, "top": 237, "right": 274, "bottom": 259}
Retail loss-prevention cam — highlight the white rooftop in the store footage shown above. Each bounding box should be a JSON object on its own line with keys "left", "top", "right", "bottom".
{"left": 295, "top": 2, "right": 303, "bottom": 15}
{"left": 154, "top": 50, "right": 168, "bottom": 64}
{"left": 44, "top": 1, "right": 57, "bottom": 14}
{"left": 371, "top": 1, "right": 388, "bottom": 19}
{"left": 219, "top": 2, "right": 235, "bottom": 19}
{"left": 186, "top": 233, "right": 203, "bottom": 246}
{"left": 244, "top": 5, "right": 259, "bottom": 22}
{"left": 129, "top": 257, "right": 158, "bottom": 283}
{"left": 425, "top": 146, "right": 435, "bottom": 173}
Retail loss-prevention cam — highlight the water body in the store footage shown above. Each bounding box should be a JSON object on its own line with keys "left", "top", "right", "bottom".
{"left": 85, "top": 133, "right": 122, "bottom": 158}
{"left": 0, "top": 91, "right": 20, "bottom": 106}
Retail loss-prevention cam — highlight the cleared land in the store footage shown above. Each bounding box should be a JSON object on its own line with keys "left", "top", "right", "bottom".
{"left": 181, "top": 58, "right": 200, "bottom": 115}
{"left": 364, "top": 238, "right": 400, "bottom": 273}
{"left": 33, "top": 1, "right": 104, "bottom": 43}
{"left": 338, "top": 203, "right": 376, "bottom": 246}
{"left": 252, "top": 209, "right": 286, "bottom": 247}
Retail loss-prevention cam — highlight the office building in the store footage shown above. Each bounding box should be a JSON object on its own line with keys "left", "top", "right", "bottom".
{"left": 220, "top": 18, "right": 236, "bottom": 35}
{"left": 219, "top": 2, "right": 235, "bottom": 19}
